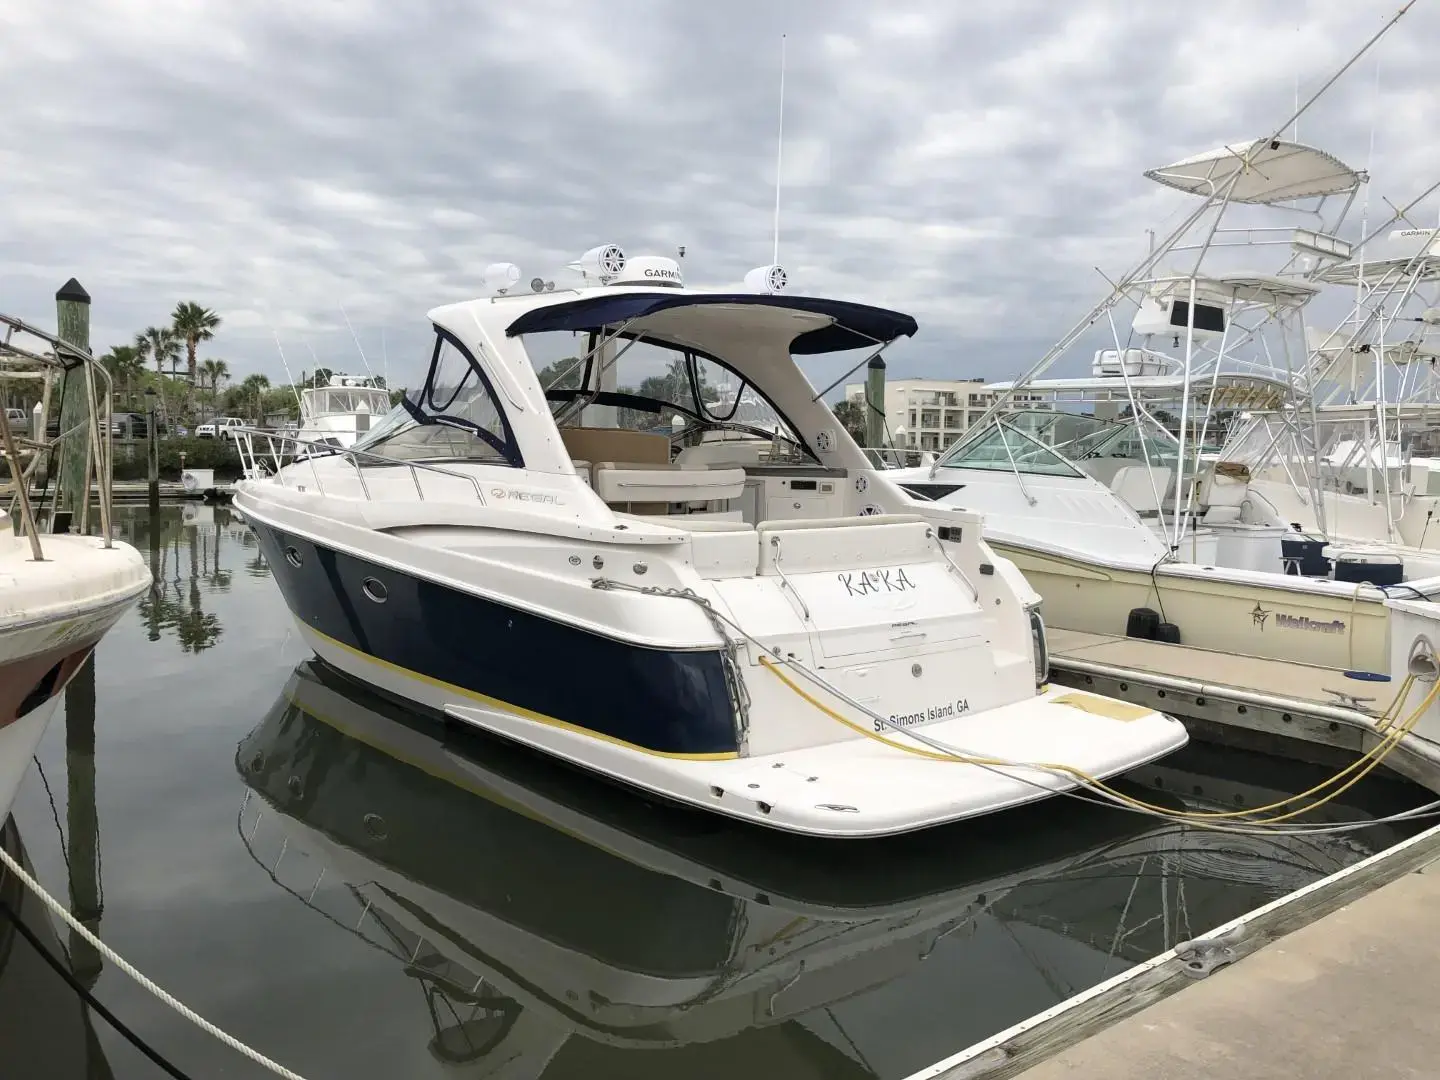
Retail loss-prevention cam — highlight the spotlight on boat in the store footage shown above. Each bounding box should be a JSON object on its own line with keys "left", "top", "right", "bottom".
{"left": 743, "top": 264, "right": 788, "bottom": 294}
{"left": 530, "top": 277, "right": 545, "bottom": 293}
{"left": 570, "top": 244, "right": 627, "bottom": 284}
{"left": 483, "top": 262, "right": 522, "bottom": 295}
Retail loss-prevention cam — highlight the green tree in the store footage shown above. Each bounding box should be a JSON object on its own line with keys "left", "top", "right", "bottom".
{"left": 136, "top": 326, "right": 181, "bottom": 420}
{"left": 832, "top": 399, "right": 867, "bottom": 445}
{"left": 239, "top": 373, "right": 271, "bottom": 424}
{"left": 136, "top": 326, "right": 180, "bottom": 382}
{"left": 199, "top": 358, "right": 230, "bottom": 412}
{"left": 535, "top": 358, "right": 583, "bottom": 391}
{"left": 99, "top": 344, "right": 146, "bottom": 410}
{"left": 171, "top": 302, "right": 222, "bottom": 390}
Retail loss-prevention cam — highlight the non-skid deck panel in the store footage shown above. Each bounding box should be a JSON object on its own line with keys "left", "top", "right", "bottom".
{"left": 1047, "top": 628, "right": 1374, "bottom": 710}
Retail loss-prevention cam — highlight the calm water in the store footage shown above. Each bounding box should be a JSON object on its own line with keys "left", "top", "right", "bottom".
{"left": 3, "top": 504, "right": 1431, "bottom": 1080}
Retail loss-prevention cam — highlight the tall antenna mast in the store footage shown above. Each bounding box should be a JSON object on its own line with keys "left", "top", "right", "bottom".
{"left": 772, "top": 33, "right": 787, "bottom": 267}
{"left": 339, "top": 303, "right": 377, "bottom": 382}
{"left": 271, "top": 332, "right": 305, "bottom": 413}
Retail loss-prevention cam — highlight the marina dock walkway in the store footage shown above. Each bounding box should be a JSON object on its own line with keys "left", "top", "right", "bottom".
{"left": 1013, "top": 853, "right": 1440, "bottom": 1079}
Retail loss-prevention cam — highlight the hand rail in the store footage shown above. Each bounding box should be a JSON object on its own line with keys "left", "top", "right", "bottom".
{"left": 231, "top": 427, "right": 490, "bottom": 506}
{"left": 0, "top": 311, "right": 118, "bottom": 557}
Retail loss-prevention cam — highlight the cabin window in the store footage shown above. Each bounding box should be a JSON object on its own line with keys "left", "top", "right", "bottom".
{"left": 353, "top": 333, "right": 520, "bottom": 467}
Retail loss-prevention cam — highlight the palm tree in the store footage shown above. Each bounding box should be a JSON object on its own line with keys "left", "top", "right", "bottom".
{"left": 136, "top": 326, "right": 180, "bottom": 382}
{"left": 136, "top": 326, "right": 180, "bottom": 421}
{"left": 199, "top": 358, "right": 230, "bottom": 414}
{"left": 239, "top": 373, "right": 270, "bottom": 424}
{"left": 99, "top": 344, "right": 145, "bottom": 411}
{"left": 171, "top": 302, "right": 222, "bottom": 388}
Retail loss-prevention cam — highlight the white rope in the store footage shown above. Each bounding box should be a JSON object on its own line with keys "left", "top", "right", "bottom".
{"left": 0, "top": 843, "right": 312, "bottom": 1080}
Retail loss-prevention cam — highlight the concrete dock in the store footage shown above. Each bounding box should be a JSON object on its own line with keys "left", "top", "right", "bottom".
{"left": 1012, "top": 850, "right": 1440, "bottom": 1079}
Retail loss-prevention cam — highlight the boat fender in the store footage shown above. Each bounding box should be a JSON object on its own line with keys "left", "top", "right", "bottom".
{"left": 1155, "top": 621, "right": 1182, "bottom": 645}
{"left": 1125, "top": 606, "right": 1160, "bottom": 640}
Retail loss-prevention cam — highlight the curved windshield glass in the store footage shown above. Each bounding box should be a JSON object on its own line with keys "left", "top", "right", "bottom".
{"left": 940, "top": 421, "right": 1084, "bottom": 477}
{"left": 531, "top": 332, "right": 813, "bottom": 461}
{"left": 352, "top": 336, "right": 515, "bottom": 465}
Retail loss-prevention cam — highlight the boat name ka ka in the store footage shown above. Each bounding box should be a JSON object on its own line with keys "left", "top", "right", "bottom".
{"left": 838, "top": 567, "right": 917, "bottom": 597}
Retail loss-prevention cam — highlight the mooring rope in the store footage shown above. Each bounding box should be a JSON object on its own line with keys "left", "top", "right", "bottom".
{"left": 0, "top": 844, "right": 312, "bottom": 1080}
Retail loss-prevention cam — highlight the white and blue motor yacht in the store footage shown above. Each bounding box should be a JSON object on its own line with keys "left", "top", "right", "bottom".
{"left": 232, "top": 247, "right": 1186, "bottom": 837}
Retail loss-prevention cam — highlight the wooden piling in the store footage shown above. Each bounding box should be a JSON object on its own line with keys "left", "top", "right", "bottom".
{"left": 54, "top": 278, "right": 92, "bottom": 528}
{"left": 864, "top": 353, "right": 887, "bottom": 449}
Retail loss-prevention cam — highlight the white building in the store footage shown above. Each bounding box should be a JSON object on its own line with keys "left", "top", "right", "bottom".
{"left": 843, "top": 377, "right": 1048, "bottom": 452}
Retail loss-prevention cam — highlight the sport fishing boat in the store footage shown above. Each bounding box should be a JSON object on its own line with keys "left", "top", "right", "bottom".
{"left": 891, "top": 134, "right": 1440, "bottom": 676}
{"left": 0, "top": 310, "right": 150, "bottom": 824}
{"left": 234, "top": 660, "right": 1379, "bottom": 1079}
{"left": 295, "top": 371, "right": 392, "bottom": 453}
{"left": 232, "top": 246, "right": 1186, "bottom": 837}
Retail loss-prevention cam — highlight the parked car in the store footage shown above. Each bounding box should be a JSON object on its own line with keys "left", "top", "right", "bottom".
{"left": 4, "top": 407, "right": 27, "bottom": 430}
{"left": 197, "top": 416, "right": 245, "bottom": 440}
{"left": 111, "top": 412, "right": 150, "bottom": 439}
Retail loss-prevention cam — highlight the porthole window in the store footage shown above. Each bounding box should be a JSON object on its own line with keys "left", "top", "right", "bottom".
{"left": 362, "top": 577, "right": 388, "bottom": 603}
{"left": 284, "top": 546, "right": 302, "bottom": 568}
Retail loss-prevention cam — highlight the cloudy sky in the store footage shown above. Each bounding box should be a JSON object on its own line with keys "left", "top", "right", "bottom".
{"left": 1, "top": 0, "right": 1435, "bottom": 393}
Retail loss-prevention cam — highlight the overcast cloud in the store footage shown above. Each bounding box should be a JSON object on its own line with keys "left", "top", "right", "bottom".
{"left": 0, "top": 0, "right": 1435, "bottom": 392}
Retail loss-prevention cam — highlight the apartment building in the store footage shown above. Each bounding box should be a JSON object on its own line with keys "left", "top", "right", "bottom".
{"left": 843, "top": 377, "right": 1049, "bottom": 452}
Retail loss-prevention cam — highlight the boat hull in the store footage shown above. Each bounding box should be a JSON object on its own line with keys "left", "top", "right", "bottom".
{"left": 298, "top": 619, "right": 1187, "bottom": 838}
{"left": 0, "top": 695, "right": 63, "bottom": 826}
{"left": 240, "top": 495, "right": 1188, "bottom": 838}
{"left": 992, "top": 541, "right": 1391, "bottom": 671}
{"left": 246, "top": 518, "right": 740, "bottom": 758}
{"left": 0, "top": 532, "right": 151, "bottom": 824}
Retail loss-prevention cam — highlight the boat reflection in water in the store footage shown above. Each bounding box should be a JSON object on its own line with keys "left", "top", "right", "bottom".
{"left": 236, "top": 661, "right": 1411, "bottom": 1080}
{"left": 0, "top": 820, "right": 115, "bottom": 1080}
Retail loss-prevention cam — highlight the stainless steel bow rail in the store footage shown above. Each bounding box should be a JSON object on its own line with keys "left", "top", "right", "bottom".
{"left": 0, "top": 311, "right": 117, "bottom": 558}
{"left": 232, "top": 427, "right": 490, "bottom": 505}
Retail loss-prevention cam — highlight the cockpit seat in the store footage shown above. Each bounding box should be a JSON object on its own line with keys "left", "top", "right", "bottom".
{"left": 592, "top": 462, "right": 746, "bottom": 507}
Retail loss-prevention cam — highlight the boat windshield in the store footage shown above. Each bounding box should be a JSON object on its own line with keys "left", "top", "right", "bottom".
{"left": 352, "top": 336, "right": 516, "bottom": 465}
{"left": 1063, "top": 420, "right": 1180, "bottom": 466}
{"left": 535, "top": 333, "right": 815, "bottom": 462}
{"left": 939, "top": 421, "right": 1085, "bottom": 477}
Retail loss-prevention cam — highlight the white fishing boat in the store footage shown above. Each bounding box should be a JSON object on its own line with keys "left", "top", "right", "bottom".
{"left": 232, "top": 247, "right": 1186, "bottom": 837}
{"left": 890, "top": 128, "right": 1440, "bottom": 677}
{"left": 0, "top": 309, "right": 150, "bottom": 824}
{"left": 294, "top": 371, "right": 392, "bottom": 453}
